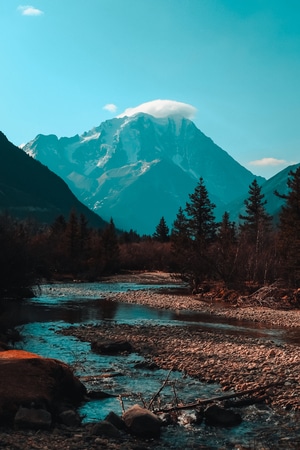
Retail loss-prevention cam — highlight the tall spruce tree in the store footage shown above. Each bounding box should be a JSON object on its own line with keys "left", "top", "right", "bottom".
{"left": 183, "top": 177, "right": 217, "bottom": 289}
{"left": 185, "top": 177, "right": 217, "bottom": 245}
{"left": 171, "top": 207, "right": 190, "bottom": 274}
{"left": 276, "top": 167, "right": 300, "bottom": 285}
{"left": 239, "top": 179, "right": 272, "bottom": 243}
{"left": 239, "top": 179, "right": 273, "bottom": 283}
{"left": 101, "top": 218, "right": 120, "bottom": 273}
{"left": 153, "top": 216, "right": 170, "bottom": 242}
{"left": 214, "top": 211, "right": 238, "bottom": 284}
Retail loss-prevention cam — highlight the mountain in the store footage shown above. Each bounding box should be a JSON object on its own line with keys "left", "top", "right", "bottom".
{"left": 23, "top": 114, "right": 265, "bottom": 235}
{"left": 228, "top": 162, "right": 300, "bottom": 224}
{"left": 0, "top": 131, "right": 107, "bottom": 228}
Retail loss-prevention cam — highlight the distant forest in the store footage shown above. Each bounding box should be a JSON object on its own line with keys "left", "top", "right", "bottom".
{"left": 1, "top": 166, "right": 300, "bottom": 298}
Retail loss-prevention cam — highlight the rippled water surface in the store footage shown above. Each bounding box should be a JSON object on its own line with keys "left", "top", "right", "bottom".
{"left": 10, "top": 282, "right": 300, "bottom": 448}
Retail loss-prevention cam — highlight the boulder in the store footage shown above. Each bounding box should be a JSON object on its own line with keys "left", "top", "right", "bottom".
{"left": 87, "top": 390, "right": 115, "bottom": 399}
{"left": 123, "top": 404, "right": 162, "bottom": 438}
{"left": 91, "top": 340, "right": 133, "bottom": 354}
{"left": 58, "top": 409, "right": 82, "bottom": 427}
{"left": 204, "top": 404, "right": 242, "bottom": 427}
{"left": 0, "top": 349, "right": 86, "bottom": 425}
{"left": 105, "top": 411, "right": 127, "bottom": 430}
{"left": 90, "top": 420, "right": 122, "bottom": 438}
{"left": 14, "top": 406, "right": 52, "bottom": 430}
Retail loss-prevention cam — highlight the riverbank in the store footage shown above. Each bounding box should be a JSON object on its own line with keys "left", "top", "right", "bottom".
{"left": 2, "top": 272, "right": 300, "bottom": 449}
{"left": 62, "top": 272, "right": 300, "bottom": 412}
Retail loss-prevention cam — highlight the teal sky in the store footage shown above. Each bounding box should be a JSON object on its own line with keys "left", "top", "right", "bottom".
{"left": 1, "top": 0, "right": 300, "bottom": 179}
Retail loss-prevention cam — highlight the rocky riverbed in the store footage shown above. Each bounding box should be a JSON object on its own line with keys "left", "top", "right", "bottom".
{"left": 2, "top": 273, "right": 300, "bottom": 449}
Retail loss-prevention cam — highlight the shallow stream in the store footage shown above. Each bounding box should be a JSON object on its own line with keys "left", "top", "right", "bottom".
{"left": 7, "top": 282, "right": 300, "bottom": 449}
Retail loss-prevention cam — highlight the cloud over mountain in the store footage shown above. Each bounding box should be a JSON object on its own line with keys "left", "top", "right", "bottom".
{"left": 249, "top": 157, "right": 289, "bottom": 167}
{"left": 17, "top": 5, "right": 44, "bottom": 16}
{"left": 103, "top": 103, "right": 117, "bottom": 113}
{"left": 118, "top": 99, "right": 197, "bottom": 120}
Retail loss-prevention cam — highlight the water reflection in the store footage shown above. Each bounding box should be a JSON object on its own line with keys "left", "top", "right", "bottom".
{"left": 2, "top": 282, "right": 300, "bottom": 346}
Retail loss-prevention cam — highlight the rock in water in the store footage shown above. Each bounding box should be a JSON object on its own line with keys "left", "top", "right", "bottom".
{"left": 0, "top": 349, "right": 86, "bottom": 426}
{"left": 123, "top": 404, "right": 162, "bottom": 438}
{"left": 204, "top": 404, "right": 242, "bottom": 427}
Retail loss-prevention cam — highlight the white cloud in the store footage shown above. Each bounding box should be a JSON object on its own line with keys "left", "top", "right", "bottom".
{"left": 118, "top": 99, "right": 197, "bottom": 120}
{"left": 103, "top": 103, "right": 117, "bottom": 113}
{"left": 249, "top": 157, "right": 288, "bottom": 167}
{"left": 18, "top": 5, "right": 44, "bottom": 16}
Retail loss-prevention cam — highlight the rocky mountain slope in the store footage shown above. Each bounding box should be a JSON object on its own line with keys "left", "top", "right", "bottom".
{"left": 23, "top": 113, "right": 264, "bottom": 234}
{"left": 0, "top": 132, "right": 106, "bottom": 228}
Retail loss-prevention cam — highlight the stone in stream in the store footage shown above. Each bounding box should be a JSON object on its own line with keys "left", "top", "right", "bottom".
{"left": 122, "top": 404, "right": 162, "bottom": 438}
{"left": 91, "top": 340, "right": 133, "bottom": 354}
{"left": 204, "top": 404, "right": 242, "bottom": 427}
{"left": 105, "top": 411, "right": 127, "bottom": 430}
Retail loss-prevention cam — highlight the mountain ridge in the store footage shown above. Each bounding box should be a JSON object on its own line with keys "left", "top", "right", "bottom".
{"left": 23, "top": 114, "right": 265, "bottom": 234}
{"left": 0, "top": 131, "right": 107, "bottom": 228}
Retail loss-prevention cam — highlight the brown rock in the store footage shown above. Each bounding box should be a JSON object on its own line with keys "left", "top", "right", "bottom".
{"left": 0, "top": 349, "right": 86, "bottom": 424}
{"left": 123, "top": 404, "right": 162, "bottom": 438}
{"left": 14, "top": 406, "right": 52, "bottom": 430}
{"left": 204, "top": 404, "right": 242, "bottom": 427}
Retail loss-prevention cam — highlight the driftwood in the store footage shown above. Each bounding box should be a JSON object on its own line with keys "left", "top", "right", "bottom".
{"left": 79, "top": 372, "right": 123, "bottom": 381}
{"left": 148, "top": 368, "right": 173, "bottom": 410}
{"left": 223, "top": 394, "right": 268, "bottom": 408}
{"left": 155, "top": 381, "right": 284, "bottom": 413}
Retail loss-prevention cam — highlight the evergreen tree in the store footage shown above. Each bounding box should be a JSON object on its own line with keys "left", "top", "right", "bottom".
{"left": 78, "top": 213, "right": 90, "bottom": 254}
{"left": 101, "top": 218, "right": 120, "bottom": 273}
{"left": 185, "top": 177, "right": 217, "bottom": 245}
{"left": 65, "top": 209, "right": 79, "bottom": 261}
{"left": 239, "top": 179, "right": 273, "bottom": 283}
{"left": 153, "top": 216, "right": 170, "bottom": 242}
{"left": 171, "top": 207, "right": 189, "bottom": 244}
{"left": 239, "top": 179, "right": 272, "bottom": 239}
{"left": 183, "top": 178, "right": 217, "bottom": 289}
{"left": 214, "top": 211, "right": 238, "bottom": 284}
{"left": 171, "top": 207, "right": 191, "bottom": 273}
{"left": 276, "top": 167, "right": 300, "bottom": 285}
{"left": 50, "top": 214, "right": 67, "bottom": 235}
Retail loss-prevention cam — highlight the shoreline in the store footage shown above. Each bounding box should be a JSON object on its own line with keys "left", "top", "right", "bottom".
{"left": 61, "top": 273, "right": 300, "bottom": 412}
{"left": 2, "top": 273, "right": 300, "bottom": 449}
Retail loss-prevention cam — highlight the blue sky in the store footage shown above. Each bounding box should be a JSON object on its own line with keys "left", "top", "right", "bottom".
{"left": 1, "top": 0, "right": 300, "bottom": 179}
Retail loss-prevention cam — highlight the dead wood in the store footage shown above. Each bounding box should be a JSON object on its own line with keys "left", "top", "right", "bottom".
{"left": 148, "top": 367, "right": 173, "bottom": 410}
{"left": 155, "top": 381, "right": 284, "bottom": 413}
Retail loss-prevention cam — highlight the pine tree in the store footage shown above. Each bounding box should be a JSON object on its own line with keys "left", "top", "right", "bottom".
{"left": 239, "top": 179, "right": 272, "bottom": 243}
{"left": 183, "top": 178, "right": 217, "bottom": 289}
{"left": 239, "top": 179, "right": 273, "bottom": 283}
{"left": 78, "top": 213, "right": 90, "bottom": 254}
{"left": 214, "top": 211, "right": 238, "bottom": 284}
{"left": 276, "top": 167, "right": 300, "bottom": 285}
{"left": 171, "top": 207, "right": 191, "bottom": 273}
{"left": 101, "top": 218, "right": 120, "bottom": 273}
{"left": 65, "top": 209, "right": 79, "bottom": 261}
{"left": 153, "top": 217, "right": 170, "bottom": 242}
{"left": 185, "top": 177, "right": 217, "bottom": 245}
{"left": 171, "top": 207, "right": 189, "bottom": 245}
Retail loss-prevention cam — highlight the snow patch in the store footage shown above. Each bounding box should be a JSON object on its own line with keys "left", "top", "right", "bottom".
{"left": 81, "top": 132, "right": 100, "bottom": 143}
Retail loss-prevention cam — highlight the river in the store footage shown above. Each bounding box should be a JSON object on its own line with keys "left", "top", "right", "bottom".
{"left": 5, "top": 281, "right": 300, "bottom": 449}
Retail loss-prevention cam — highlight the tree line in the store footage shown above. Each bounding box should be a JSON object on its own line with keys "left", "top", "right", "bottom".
{"left": 1, "top": 166, "right": 300, "bottom": 298}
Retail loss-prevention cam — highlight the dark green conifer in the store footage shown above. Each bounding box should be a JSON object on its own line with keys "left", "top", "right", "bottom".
{"left": 153, "top": 216, "right": 170, "bottom": 242}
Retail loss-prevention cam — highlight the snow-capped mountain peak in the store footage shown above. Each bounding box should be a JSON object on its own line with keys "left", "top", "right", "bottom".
{"left": 23, "top": 113, "right": 263, "bottom": 234}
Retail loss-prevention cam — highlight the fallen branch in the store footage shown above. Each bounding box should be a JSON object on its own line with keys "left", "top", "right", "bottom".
{"left": 155, "top": 381, "right": 284, "bottom": 413}
{"left": 79, "top": 372, "right": 123, "bottom": 381}
{"left": 148, "top": 367, "right": 173, "bottom": 410}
